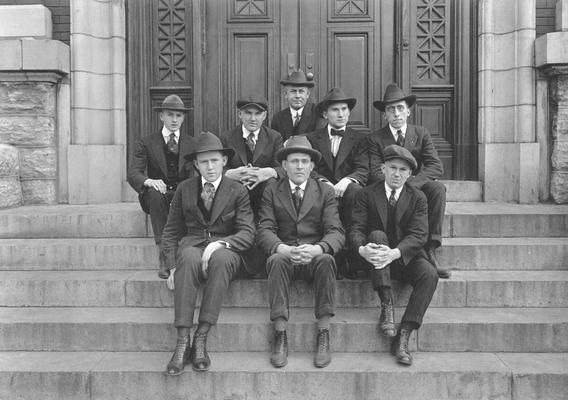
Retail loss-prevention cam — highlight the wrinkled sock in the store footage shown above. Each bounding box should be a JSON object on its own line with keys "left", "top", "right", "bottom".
{"left": 273, "top": 317, "right": 287, "bottom": 332}
{"left": 317, "top": 315, "right": 331, "bottom": 330}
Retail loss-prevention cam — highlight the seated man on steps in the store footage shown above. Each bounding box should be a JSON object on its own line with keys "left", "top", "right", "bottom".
{"left": 161, "top": 132, "right": 255, "bottom": 375}
{"left": 349, "top": 145, "right": 438, "bottom": 366}
{"left": 257, "top": 135, "right": 345, "bottom": 369}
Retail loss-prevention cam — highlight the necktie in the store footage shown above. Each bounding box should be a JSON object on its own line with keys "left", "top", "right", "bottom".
{"left": 396, "top": 129, "right": 405, "bottom": 147}
{"left": 245, "top": 131, "right": 256, "bottom": 152}
{"left": 293, "top": 112, "right": 301, "bottom": 127}
{"left": 330, "top": 129, "right": 344, "bottom": 137}
{"left": 293, "top": 186, "right": 302, "bottom": 212}
{"left": 167, "top": 133, "right": 178, "bottom": 154}
{"left": 201, "top": 182, "right": 215, "bottom": 211}
{"left": 387, "top": 189, "right": 397, "bottom": 246}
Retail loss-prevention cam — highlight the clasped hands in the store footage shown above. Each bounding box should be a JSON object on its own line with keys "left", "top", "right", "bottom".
{"left": 277, "top": 243, "right": 323, "bottom": 265}
{"left": 323, "top": 177, "right": 352, "bottom": 198}
{"left": 359, "top": 243, "right": 400, "bottom": 270}
{"left": 225, "top": 165, "right": 276, "bottom": 190}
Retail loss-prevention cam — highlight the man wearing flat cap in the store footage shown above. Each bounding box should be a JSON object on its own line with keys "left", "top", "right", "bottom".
{"left": 128, "top": 94, "right": 196, "bottom": 279}
{"left": 305, "top": 87, "right": 369, "bottom": 279}
{"left": 257, "top": 135, "right": 344, "bottom": 369}
{"left": 349, "top": 144, "right": 438, "bottom": 366}
{"left": 369, "top": 83, "right": 450, "bottom": 279}
{"left": 161, "top": 132, "right": 255, "bottom": 375}
{"left": 270, "top": 69, "right": 326, "bottom": 141}
{"left": 220, "top": 94, "right": 285, "bottom": 215}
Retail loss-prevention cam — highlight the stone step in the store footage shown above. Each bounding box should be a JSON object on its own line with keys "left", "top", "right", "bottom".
{"left": 1, "top": 202, "right": 566, "bottom": 238}
{"left": 1, "top": 237, "right": 566, "bottom": 270}
{"left": 1, "top": 307, "right": 566, "bottom": 353}
{"left": 1, "top": 351, "right": 566, "bottom": 400}
{"left": 2, "top": 270, "right": 567, "bottom": 308}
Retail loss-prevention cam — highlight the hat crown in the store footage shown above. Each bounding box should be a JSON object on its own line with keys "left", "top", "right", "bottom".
{"left": 382, "top": 83, "right": 408, "bottom": 104}
{"left": 321, "top": 87, "right": 351, "bottom": 103}
{"left": 236, "top": 94, "right": 268, "bottom": 111}
{"left": 159, "top": 94, "right": 187, "bottom": 111}
{"left": 194, "top": 132, "right": 224, "bottom": 153}
{"left": 383, "top": 144, "right": 417, "bottom": 170}
{"left": 276, "top": 135, "right": 322, "bottom": 162}
{"left": 284, "top": 135, "right": 314, "bottom": 151}
{"left": 280, "top": 69, "right": 314, "bottom": 87}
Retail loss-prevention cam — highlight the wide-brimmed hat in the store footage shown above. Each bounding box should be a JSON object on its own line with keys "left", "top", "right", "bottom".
{"left": 280, "top": 69, "right": 315, "bottom": 88}
{"left": 236, "top": 94, "right": 268, "bottom": 112}
{"left": 153, "top": 94, "right": 192, "bottom": 112}
{"left": 316, "top": 87, "right": 357, "bottom": 116}
{"left": 373, "top": 83, "right": 416, "bottom": 111}
{"left": 383, "top": 144, "right": 417, "bottom": 171}
{"left": 276, "top": 135, "right": 321, "bottom": 163}
{"left": 185, "top": 132, "right": 235, "bottom": 160}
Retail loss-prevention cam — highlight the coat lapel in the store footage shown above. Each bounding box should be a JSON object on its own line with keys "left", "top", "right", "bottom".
{"left": 230, "top": 126, "right": 248, "bottom": 166}
{"left": 403, "top": 125, "right": 417, "bottom": 150}
{"left": 297, "top": 179, "right": 317, "bottom": 221}
{"left": 190, "top": 178, "right": 207, "bottom": 225}
{"left": 395, "top": 185, "right": 411, "bottom": 227}
{"left": 178, "top": 133, "right": 193, "bottom": 175}
{"left": 373, "top": 184, "right": 388, "bottom": 230}
{"left": 208, "top": 177, "right": 232, "bottom": 225}
{"left": 297, "top": 104, "right": 312, "bottom": 133}
{"left": 335, "top": 128, "right": 355, "bottom": 169}
{"left": 253, "top": 126, "right": 269, "bottom": 164}
{"left": 278, "top": 180, "right": 297, "bottom": 220}
{"left": 149, "top": 133, "right": 168, "bottom": 177}
{"left": 282, "top": 108, "right": 294, "bottom": 135}
{"left": 317, "top": 128, "right": 334, "bottom": 172}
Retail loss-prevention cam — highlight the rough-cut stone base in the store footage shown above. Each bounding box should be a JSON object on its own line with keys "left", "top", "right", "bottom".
{"left": 21, "top": 180, "right": 56, "bottom": 205}
{"left": 0, "top": 144, "right": 21, "bottom": 208}
{"left": 0, "top": 178, "right": 22, "bottom": 208}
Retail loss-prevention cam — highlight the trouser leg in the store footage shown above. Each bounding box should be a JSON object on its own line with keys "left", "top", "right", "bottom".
{"left": 142, "top": 188, "right": 173, "bottom": 244}
{"left": 266, "top": 254, "right": 294, "bottom": 322}
{"left": 174, "top": 246, "right": 203, "bottom": 328}
{"left": 311, "top": 254, "right": 337, "bottom": 319}
{"left": 399, "top": 256, "right": 438, "bottom": 327}
{"left": 420, "top": 180, "right": 446, "bottom": 247}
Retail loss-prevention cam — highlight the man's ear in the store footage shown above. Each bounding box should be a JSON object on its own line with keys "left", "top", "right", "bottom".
{"left": 222, "top": 155, "right": 228, "bottom": 167}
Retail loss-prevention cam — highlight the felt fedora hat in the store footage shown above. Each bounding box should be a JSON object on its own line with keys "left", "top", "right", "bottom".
{"left": 153, "top": 94, "right": 192, "bottom": 112}
{"left": 316, "top": 87, "right": 357, "bottom": 116}
{"left": 383, "top": 144, "right": 417, "bottom": 171}
{"left": 276, "top": 135, "right": 322, "bottom": 163}
{"left": 185, "top": 132, "right": 235, "bottom": 161}
{"left": 373, "top": 83, "right": 416, "bottom": 111}
{"left": 236, "top": 94, "right": 268, "bottom": 112}
{"left": 279, "top": 69, "right": 315, "bottom": 88}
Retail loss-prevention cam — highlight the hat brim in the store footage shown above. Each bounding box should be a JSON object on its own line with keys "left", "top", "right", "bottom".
{"left": 237, "top": 102, "right": 267, "bottom": 112}
{"left": 279, "top": 79, "right": 315, "bottom": 88}
{"left": 316, "top": 98, "right": 357, "bottom": 116}
{"left": 184, "top": 148, "right": 235, "bottom": 161}
{"left": 383, "top": 154, "right": 417, "bottom": 171}
{"left": 276, "top": 146, "right": 321, "bottom": 163}
{"left": 153, "top": 106, "right": 193, "bottom": 112}
{"left": 373, "top": 95, "right": 416, "bottom": 111}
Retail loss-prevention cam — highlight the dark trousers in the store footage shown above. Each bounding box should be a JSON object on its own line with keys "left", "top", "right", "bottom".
{"left": 366, "top": 230, "right": 438, "bottom": 327}
{"left": 267, "top": 253, "right": 336, "bottom": 321}
{"left": 140, "top": 188, "right": 175, "bottom": 244}
{"left": 174, "top": 245, "right": 243, "bottom": 328}
{"left": 415, "top": 180, "right": 446, "bottom": 247}
{"left": 337, "top": 182, "right": 364, "bottom": 272}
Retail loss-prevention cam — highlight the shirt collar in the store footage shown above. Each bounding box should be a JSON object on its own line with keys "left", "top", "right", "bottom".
{"left": 384, "top": 182, "right": 403, "bottom": 201}
{"left": 201, "top": 175, "right": 223, "bottom": 191}
{"left": 389, "top": 124, "right": 407, "bottom": 139}
{"left": 162, "top": 126, "right": 180, "bottom": 142}
{"left": 327, "top": 125, "right": 346, "bottom": 138}
{"left": 289, "top": 106, "right": 304, "bottom": 117}
{"left": 289, "top": 179, "right": 308, "bottom": 191}
{"left": 242, "top": 125, "right": 260, "bottom": 140}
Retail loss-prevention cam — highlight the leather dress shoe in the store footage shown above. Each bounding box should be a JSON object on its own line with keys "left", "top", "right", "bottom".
{"left": 190, "top": 332, "right": 211, "bottom": 372}
{"left": 426, "top": 247, "right": 451, "bottom": 279}
{"left": 166, "top": 335, "right": 191, "bottom": 375}
{"left": 270, "top": 330, "right": 288, "bottom": 368}
{"left": 391, "top": 328, "right": 413, "bottom": 366}
{"left": 379, "top": 300, "right": 396, "bottom": 337}
{"left": 314, "top": 328, "right": 331, "bottom": 368}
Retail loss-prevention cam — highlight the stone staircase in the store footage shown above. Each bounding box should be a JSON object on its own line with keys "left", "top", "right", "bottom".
{"left": 0, "top": 201, "right": 567, "bottom": 400}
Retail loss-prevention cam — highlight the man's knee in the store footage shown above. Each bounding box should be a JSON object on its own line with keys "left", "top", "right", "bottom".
{"left": 177, "top": 246, "right": 202, "bottom": 268}
{"left": 368, "top": 230, "right": 389, "bottom": 245}
{"left": 314, "top": 254, "right": 336, "bottom": 275}
{"left": 421, "top": 180, "right": 446, "bottom": 201}
{"left": 266, "top": 253, "right": 290, "bottom": 275}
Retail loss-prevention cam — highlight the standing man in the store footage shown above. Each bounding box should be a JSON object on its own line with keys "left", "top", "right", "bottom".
{"left": 349, "top": 145, "right": 438, "bottom": 366}
{"left": 270, "top": 69, "right": 326, "bottom": 140}
{"left": 220, "top": 94, "right": 285, "bottom": 215}
{"left": 257, "top": 136, "right": 344, "bottom": 369}
{"left": 161, "top": 132, "right": 255, "bottom": 375}
{"left": 369, "top": 83, "right": 450, "bottom": 278}
{"left": 128, "top": 94, "right": 195, "bottom": 279}
{"left": 305, "top": 87, "right": 369, "bottom": 279}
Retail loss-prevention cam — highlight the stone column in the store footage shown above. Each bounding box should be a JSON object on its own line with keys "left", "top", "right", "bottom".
{"left": 478, "top": 0, "right": 539, "bottom": 203}
{"left": 68, "top": 0, "right": 126, "bottom": 204}
{"left": 535, "top": 0, "right": 568, "bottom": 204}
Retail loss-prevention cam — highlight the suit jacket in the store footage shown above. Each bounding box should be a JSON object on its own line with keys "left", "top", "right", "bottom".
{"left": 127, "top": 132, "right": 196, "bottom": 194}
{"left": 220, "top": 125, "right": 285, "bottom": 179}
{"left": 270, "top": 102, "right": 326, "bottom": 141}
{"left": 305, "top": 126, "right": 369, "bottom": 185}
{"left": 161, "top": 176, "right": 256, "bottom": 268}
{"left": 368, "top": 124, "right": 443, "bottom": 187}
{"left": 348, "top": 180, "right": 428, "bottom": 265}
{"left": 257, "top": 178, "right": 345, "bottom": 256}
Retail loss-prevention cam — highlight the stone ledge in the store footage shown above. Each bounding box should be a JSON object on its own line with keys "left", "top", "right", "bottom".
{"left": 0, "top": 40, "right": 69, "bottom": 75}
{"left": 535, "top": 32, "right": 568, "bottom": 68}
{"left": 0, "top": 5, "right": 52, "bottom": 39}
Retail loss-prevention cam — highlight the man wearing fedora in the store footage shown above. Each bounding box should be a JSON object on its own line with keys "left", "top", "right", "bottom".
{"left": 128, "top": 94, "right": 196, "bottom": 279}
{"left": 349, "top": 144, "right": 438, "bottom": 366}
{"left": 305, "top": 87, "right": 369, "bottom": 279}
{"left": 161, "top": 132, "right": 255, "bottom": 375}
{"left": 270, "top": 69, "right": 326, "bottom": 141}
{"left": 220, "top": 94, "right": 285, "bottom": 215}
{"left": 369, "top": 83, "right": 451, "bottom": 279}
{"left": 257, "top": 135, "right": 344, "bottom": 369}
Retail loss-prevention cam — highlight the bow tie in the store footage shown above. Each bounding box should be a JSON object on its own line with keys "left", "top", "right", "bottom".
{"left": 330, "top": 129, "right": 344, "bottom": 137}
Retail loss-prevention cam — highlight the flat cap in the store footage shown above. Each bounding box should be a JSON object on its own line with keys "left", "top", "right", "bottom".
{"left": 383, "top": 144, "right": 417, "bottom": 170}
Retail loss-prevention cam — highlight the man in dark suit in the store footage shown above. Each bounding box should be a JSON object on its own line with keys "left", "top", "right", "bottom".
{"left": 257, "top": 136, "right": 344, "bottom": 369}
{"left": 220, "top": 94, "right": 285, "bottom": 215}
{"left": 305, "top": 87, "right": 369, "bottom": 278}
{"left": 127, "top": 94, "right": 196, "bottom": 279}
{"left": 270, "top": 69, "right": 326, "bottom": 141}
{"left": 349, "top": 145, "right": 438, "bottom": 366}
{"left": 368, "top": 83, "right": 451, "bottom": 279}
{"left": 161, "top": 132, "right": 255, "bottom": 375}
